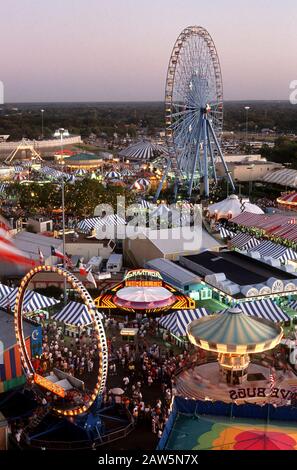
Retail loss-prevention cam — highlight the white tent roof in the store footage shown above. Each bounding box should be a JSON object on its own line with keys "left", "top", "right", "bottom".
{"left": 208, "top": 194, "right": 263, "bottom": 218}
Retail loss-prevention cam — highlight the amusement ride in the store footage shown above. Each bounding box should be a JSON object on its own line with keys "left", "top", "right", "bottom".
{"left": 155, "top": 25, "right": 235, "bottom": 201}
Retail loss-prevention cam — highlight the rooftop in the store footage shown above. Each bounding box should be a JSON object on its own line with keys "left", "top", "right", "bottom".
{"left": 180, "top": 250, "right": 296, "bottom": 286}
{"left": 13, "top": 231, "right": 62, "bottom": 260}
{"left": 0, "top": 309, "right": 36, "bottom": 350}
{"left": 146, "top": 258, "right": 201, "bottom": 286}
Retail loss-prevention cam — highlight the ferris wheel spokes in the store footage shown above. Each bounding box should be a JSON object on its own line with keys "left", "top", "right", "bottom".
{"left": 160, "top": 25, "right": 234, "bottom": 200}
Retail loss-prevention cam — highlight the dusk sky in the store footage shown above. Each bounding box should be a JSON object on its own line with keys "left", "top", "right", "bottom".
{"left": 1, "top": 0, "right": 297, "bottom": 102}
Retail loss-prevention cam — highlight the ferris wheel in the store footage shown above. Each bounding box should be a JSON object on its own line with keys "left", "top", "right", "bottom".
{"left": 156, "top": 26, "right": 235, "bottom": 199}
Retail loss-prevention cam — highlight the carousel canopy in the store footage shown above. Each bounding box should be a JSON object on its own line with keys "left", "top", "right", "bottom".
{"left": 208, "top": 195, "right": 263, "bottom": 219}
{"left": 114, "top": 285, "right": 176, "bottom": 310}
{"left": 119, "top": 141, "right": 166, "bottom": 161}
{"left": 277, "top": 192, "right": 297, "bottom": 205}
{"left": 187, "top": 307, "right": 283, "bottom": 354}
{"left": 158, "top": 308, "right": 209, "bottom": 337}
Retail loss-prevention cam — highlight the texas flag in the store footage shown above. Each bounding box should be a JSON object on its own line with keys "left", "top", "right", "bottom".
{"left": 51, "top": 246, "right": 64, "bottom": 259}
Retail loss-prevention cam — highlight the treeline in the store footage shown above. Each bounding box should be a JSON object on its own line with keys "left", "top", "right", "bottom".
{"left": 261, "top": 137, "right": 297, "bottom": 168}
{"left": 0, "top": 102, "right": 164, "bottom": 140}
{"left": 0, "top": 101, "right": 296, "bottom": 141}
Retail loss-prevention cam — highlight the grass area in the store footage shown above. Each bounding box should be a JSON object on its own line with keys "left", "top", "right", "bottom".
{"left": 198, "top": 298, "right": 227, "bottom": 313}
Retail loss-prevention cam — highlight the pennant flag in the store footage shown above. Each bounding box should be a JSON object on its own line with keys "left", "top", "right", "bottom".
{"left": 79, "top": 261, "right": 87, "bottom": 276}
{"left": 87, "top": 268, "right": 97, "bottom": 288}
{"left": 38, "top": 248, "right": 44, "bottom": 264}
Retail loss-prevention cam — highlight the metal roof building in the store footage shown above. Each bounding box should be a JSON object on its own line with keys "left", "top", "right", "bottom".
{"left": 145, "top": 258, "right": 201, "bottom": 293}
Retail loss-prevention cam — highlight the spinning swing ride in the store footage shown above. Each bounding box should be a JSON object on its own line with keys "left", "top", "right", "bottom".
{"left": 155, "top": 25, "right": 235, "bottom": 201}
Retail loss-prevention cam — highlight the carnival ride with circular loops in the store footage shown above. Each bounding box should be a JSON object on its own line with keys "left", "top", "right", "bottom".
{"left": 155, "top": 25, "right": 235, "bottom": 201}
{"left": 14, "top": 265, "right": 108, "bottom": 417}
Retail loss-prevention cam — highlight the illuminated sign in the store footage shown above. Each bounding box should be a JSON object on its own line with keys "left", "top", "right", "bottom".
{"left": 124, "top": 269, "right": 163, "bottom": 281}
{"left": 229, "top": 387, "right": 297, "bottom": 401}
{"left": 34, "top": 373, "right": 66, "bottom": 398}
{"left": 125, "top": 280, "right": 163, "bottom": 287}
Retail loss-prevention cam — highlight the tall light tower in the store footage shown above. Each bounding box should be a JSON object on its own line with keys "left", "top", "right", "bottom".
{"left": 244, "top": 106, "right": 250, "bottom": 144}
{"left": 54, "top": 128, "right": 69, "bottom": 303}
{"left": 41, "top": 109, "right": 45, "bottom": 139}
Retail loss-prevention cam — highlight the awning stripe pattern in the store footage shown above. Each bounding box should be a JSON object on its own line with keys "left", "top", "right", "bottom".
{"left": 54, "top": 301, "right": 102, "bottom": 326}
{"left": 119, "top": 141, "right": 166, "bottom": 161}
{"left": 77, "top": 215, "right": 126, "bottom": 232}
{"left": 263, "top": 169, "right": 297, "bottom": 188}
{"left": 287, "top": 300, "right": 297, "bottom": 311}
{"left": 38, "top": 166, "right": 70, "bottom": 180}
{"left": 220, "top": 299, "right": 289, "bottom": 322}
{"left": 158, "top": 308, "right": 209, "bottom": 336}
{"left": 219, "top": 226, "right": 235, "bottom": 239}
{"left": 0, "top": 283, "right": 13, "bottom": 299}
{"left": 230, "top": 232, "right": 261, "bottom": 250}
{"left": 0, "top": 287, "right": 59, "bottom": 312}
{"left": 249, "top": 240, "right": 297, "bottom": 262}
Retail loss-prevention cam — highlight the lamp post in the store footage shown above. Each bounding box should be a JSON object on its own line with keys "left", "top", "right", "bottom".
{"left": 40, "top": 109, "right": 45, "bottom": 139}
{"left": 54, "top": 128, "right": 69, "bottom": 304}
{"left": 244, "top": 106, "right": 250, "bottom": 144}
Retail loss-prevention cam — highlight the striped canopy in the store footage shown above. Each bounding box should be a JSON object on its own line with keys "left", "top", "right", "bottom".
{"left": 0, "top": 183, "right": 8, "bottom": 195}
{"left": 0, "top": 288, "right": 59, "bottom": 312}
{"left": 74, "top": 168, "right": 87, "bottom": 176}
{"left": 219, "top": 226, "right": 235, "bottom": 239}
{"left": 158, "top": 308, "right": 209, "bottom": 337}
{"left": 287, "top": 300, "right": 297, "bottom": 311}
{"left": 220, "top": 299, "right": 289, "bottom": 323}
{"left": 263, "top": 169, "right": 297, "bottom": 188}
{"left": 231, "top": 212, "right": 297, "bottom": 231}
{"left": 121, "top": 168, "right": 134, "bottom": 177}
{"left": 38, "top": 166, "right": 69, "bottom": 180}
{"left": 54, "top": 301, "right": 102, "bottom": 326}
{"left": 249, "top": 240, "right": 297, "bottom": 262}
{"left": 14, "top": 165, "right": 23, "bottom": 173}
{"left": 230, "top": 232, "right": 260, "bottom": 250}
{"left": 77, "top": 214, "right": 126, "bottom": 233}
{"left": 0, "top": 283, "right": 13, "bottom": 299}
{"left": 105, "top": 170, "right": 121, "bottom": 179}
{"left": 238, "top": 299, "right": 290, "bottom": 322}
{"left": 131, "top": 178, "right": 150, "bottom": 191}
{"left": 119, "top": 141, "right": 166, "bottom": 161}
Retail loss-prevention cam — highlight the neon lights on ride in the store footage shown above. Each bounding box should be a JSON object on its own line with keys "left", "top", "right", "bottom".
{"left": 14, "top": 265, "right": 108, "bottom": 417}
